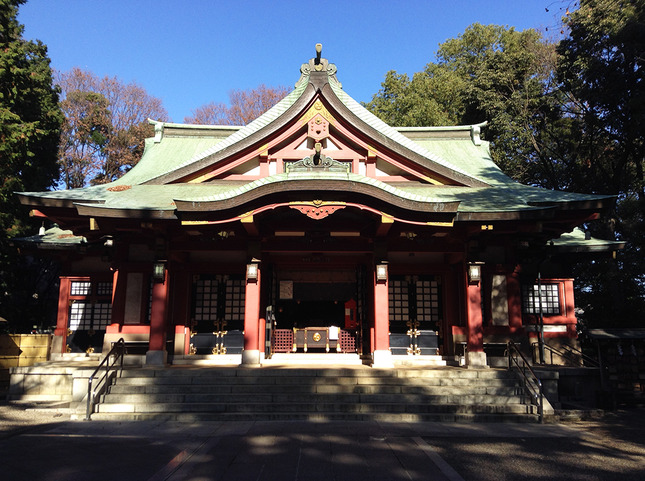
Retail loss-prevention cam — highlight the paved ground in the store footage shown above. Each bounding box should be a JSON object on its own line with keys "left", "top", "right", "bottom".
{"left": 1, "top": 402, "right": 644, "bottom": 481}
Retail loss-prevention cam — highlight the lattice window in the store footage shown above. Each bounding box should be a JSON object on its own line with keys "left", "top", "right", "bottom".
{"left": 194, "top": 278, "right": 218, "bottom": 322}
{"left": 92, "top": 303, "right": 112, "bottom": 328}
{"left": 69, "top": 302, "right": 90, "bottom": 331}
{"left": 522, "top": 284, "right": 561, "bottom": 315}
{"left": 193, "top": 277, "right": 245, "bottom": 325}
{"left": 96, "top": 281, "right": 113, "bottom": 296}
{"left": 416, "top": 280, "right": 441, "bottom": 322}
{"left": 388, "top": 279, "right": 409, "bottom": 322}
{"left": 70, "top": 281, "right": 91, "bottom": 296}
{"left": 69, "top": 301, "right": 112, "bottom": 330}
{"left": 67, "top": 279, "right": 113, "bottom": 331}
{"left": 225, "top": 279, "right": 245, "bottom": 322}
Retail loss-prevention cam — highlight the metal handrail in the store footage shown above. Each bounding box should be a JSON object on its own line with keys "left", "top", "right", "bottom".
{"left": 534, "top": 341, "right": 599, "bottom": 367}
{"left": 507, "top": 340, "right": 544, "bottom": 423}
{"left": 85, "top": 338, "right": 125, "bottom": 421}
{"left": 535, "top": 341, "right": 610, "bottom": 392}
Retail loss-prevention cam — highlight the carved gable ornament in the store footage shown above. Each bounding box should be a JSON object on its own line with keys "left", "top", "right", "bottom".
{"left": 301, "top": 99, "right": 335, "bottom": 128}
{"left": 308, "top": 114, "right": 329, "bottom": 141}
{"left": 286, "top": 142, "right": 350, "bottom": 173}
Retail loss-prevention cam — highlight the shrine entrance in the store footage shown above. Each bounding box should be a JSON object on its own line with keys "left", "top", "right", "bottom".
{"left": 270, "top": 266, "right": 360, "bottom": 354}
{"left": 388, "top": 275, "right": 443, "bottom": 356}
{"left": 190, "top": 274, "right": 246, "bottom": 355}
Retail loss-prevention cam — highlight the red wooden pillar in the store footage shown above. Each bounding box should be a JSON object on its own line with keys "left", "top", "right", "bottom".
{"left": 242, "top": 263, "right": 261, "bottom": 365}
{"left": 506, "top": 266, "right": 523, "bottom": 329}
{"left": 372, "top": 264, "right": 393, "bottom": 367}
{"left": 147, "top": 268, "right": 169, "bottom": 365}
{"left": 170, "top": 268, "right": 191, "bottom": 355}
{"left": 102, "top": 269, "right": 126, "bottom": 353}
{"left": 110, "top": 269, "right": 126, "bottom": 327}
{"left": 466, "top": 265, "right": 487, "bottom": 367}
{"left": 53, "top": 277, "right": 71, "bottom": 354}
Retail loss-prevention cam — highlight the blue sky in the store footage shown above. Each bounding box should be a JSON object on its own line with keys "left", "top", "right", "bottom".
{"left": 19, "top": 0, "right": 568, "bottom": 123}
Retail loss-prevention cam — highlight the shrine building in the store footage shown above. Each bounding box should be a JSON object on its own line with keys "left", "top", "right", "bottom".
{"left": 17, "top": 45, "right": 618, "bottom": 368}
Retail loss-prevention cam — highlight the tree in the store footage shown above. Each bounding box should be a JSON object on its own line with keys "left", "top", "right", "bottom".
{"left": 57, "top": 68, "right": 168, "bottom": 187}
{"left": 58, "top": 90, "right": 110, "bottom": 188}
{"left": 365, "top": 17, "right": 645, "bottom": 326}
{"left": 364, "top": 69, "right": 463, "bottom": 127}
{"left": 557, "top": 0, "right": 645, "bottom": 326}
{"left": 366, "top": 24, "right": 562, "bottom": 187}
{"left": 185, "top": 84, "right": 291, "bottom": 125}
{"left": 0, "top": 0, "right": 63, "bottom": 331}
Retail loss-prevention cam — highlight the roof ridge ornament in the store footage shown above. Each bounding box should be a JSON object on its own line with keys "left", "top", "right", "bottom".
{"left": 296, "top": 43, "right": 341, "bottom": 88}
{"left": 286, "top": 142, "right": 350, "bottom": 173}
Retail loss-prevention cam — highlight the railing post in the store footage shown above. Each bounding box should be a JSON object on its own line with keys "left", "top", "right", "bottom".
{"left": 85, "top": 377, "right": 93, "bottom": 421}
{"left": 538, "top": 380, "right": 544, "bottom": 424}
{"left": 84, "top": 337, "right": 125, "bottom": 421}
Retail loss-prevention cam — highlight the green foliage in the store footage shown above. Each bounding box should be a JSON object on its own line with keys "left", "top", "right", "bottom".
{"left": 0, "top": 0, "right": 62, "bottom": 236}
{"left": 366, "top": 16, "right": 645, "bottom": 326}
{"left": 365, "top": 24, "right": 561, "bottom": 187}
{"left": 364, "top": 70, "right": 460, "bottom": 127}
{"left": 558, "top": 0, "right": 644, "bottom": 196}
{"left": 0, "top": 0, "right": 63, "bottom": 330}
{"left": 557, "top": 0, "right": 645, "bottom": 326}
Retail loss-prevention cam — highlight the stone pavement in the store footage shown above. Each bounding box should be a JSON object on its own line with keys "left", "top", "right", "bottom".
{"left": 1, "top": 402, "right": 644, "bottom": 481}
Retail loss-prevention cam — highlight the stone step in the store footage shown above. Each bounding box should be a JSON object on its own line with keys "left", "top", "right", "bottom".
{"left": 111, "top": 375, "right": 520, "bottom": 388}
{"left": 86, "top": 411, "right": 540, "bottom": 423}
{"left": 106, "top": 383, "right": 522, "bottom": 396}
{"left": 116, "top": 367, "right": 518, "bottom": 380}
{"left": 95, "top": 401, "right": 538, "bottom": 415}
{"left": 101, "top": 392, "right": 530, "bottom": 405}
{"left": 90, "top": 366, "right": 541, "bottom": 423}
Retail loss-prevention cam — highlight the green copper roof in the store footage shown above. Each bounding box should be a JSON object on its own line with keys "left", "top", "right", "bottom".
{"left": 17, "top": 46, "right": 614, "bottom": 224}
{"left": 328, "top": 81, "right": 492, "bottom": 186}
{"left": 19, "top": 169, "right": 609, "bottom": 218}
{"left": 408, "top": 137, "right": 514, "bottom": 186}
{"left": 11, "top": 226, "right": 86, "bottom": 249}
{"left": 114, "top": 134, "right": 230, "bottom": 186}
{"left": 550, "top": 227, "right": 625, "bottom": 252}
{"left": 114, "top": 80, "right": 310, "bottom": 185}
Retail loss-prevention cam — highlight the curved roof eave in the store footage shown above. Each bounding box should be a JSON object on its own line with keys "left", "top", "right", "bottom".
{"left": 324, "top": 81, "right": 490, "bottom": 187}
{"left": 173, "top": 172, "right": 460, "bottom": 215}
{"left": 140, "top": 80, "right": 314, "bottom": 185}
{"left": 136, "top": 63, "right": 494, "bottom": 188}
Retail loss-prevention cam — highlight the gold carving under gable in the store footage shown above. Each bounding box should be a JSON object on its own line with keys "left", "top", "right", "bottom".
{"left": 301, "top": 99, "right": 335, "bottom": 126}
{"left": 308, "top": 113, "right": 329, "bottom": 141}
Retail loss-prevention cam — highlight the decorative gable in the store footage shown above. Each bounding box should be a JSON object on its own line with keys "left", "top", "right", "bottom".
{"left": 177, "top": 93, "right": 470, "bottom": 186}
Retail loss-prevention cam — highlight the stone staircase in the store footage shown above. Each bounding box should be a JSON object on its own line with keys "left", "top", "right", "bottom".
{"left": 87, "top": 366, "right": 548, "bottom": 423}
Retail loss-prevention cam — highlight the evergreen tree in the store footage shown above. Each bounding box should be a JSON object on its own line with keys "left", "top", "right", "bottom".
{"left": 557, "top": 0, "right": 645, "bottom": 327}
{"left": 366, "top": 18, "right": 645, "bottom": 326}
{"left": 0, "top": 0, "right": 63, "bottom": 331}
{"left": 365, "top": 24, "right": 561, "bottom": 187}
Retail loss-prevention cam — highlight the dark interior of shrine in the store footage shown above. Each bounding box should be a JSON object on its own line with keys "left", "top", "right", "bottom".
{"left": 275, "top": 281, "right": 354, "bottom": 328}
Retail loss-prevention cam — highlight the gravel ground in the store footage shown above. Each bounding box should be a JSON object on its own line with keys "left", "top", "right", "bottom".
{"left": 0, "top": 401, "right": 73, "bottom": 437}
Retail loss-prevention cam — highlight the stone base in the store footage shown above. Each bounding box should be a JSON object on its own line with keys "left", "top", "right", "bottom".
{"left": 371, "top": 350, "right": 394, "bottom": 368}
{"left": 241, "top": 349, "right": 261, "bottom": 366}
{"left": 466, "top": 350, "right": 488, "bottom": 368}
{"left": 145, "top": 350, "right": 168, "bottom": 366}
{"left": 51, "top": 335, "right": 64, "bottom": 357}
